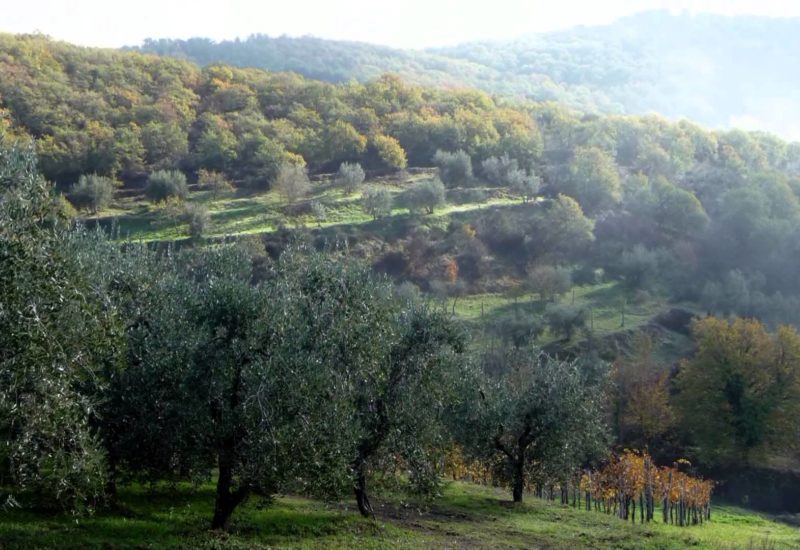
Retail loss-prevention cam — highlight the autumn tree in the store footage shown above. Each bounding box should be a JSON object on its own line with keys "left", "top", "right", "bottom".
{"left": 676, "top": 317, "right": 800, "bottom": 468}
{"left": 611, "top": 333, "right": 674, "bottom": 448}
{"left": 527, "top": 194, "right": 595, "bottom": 262}
{"left": 197, "top": 168, "right": 234, "bottom": 197}
{"left": 373, "top": 134, "right": 408, "bottom": 171}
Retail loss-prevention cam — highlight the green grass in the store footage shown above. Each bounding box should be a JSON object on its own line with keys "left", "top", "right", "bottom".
{"left": 2, "top": 482, "right": 797, "bottom": 549}
{"left": 86, "top": 174, "right": 519, "bottom": 243}
{"left": 452, "top": 281, "right": 669, "bottom": 346}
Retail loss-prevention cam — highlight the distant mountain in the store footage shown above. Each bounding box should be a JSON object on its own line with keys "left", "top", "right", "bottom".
{"left": 131, "top": 11, "right": 800, "bottom": 140}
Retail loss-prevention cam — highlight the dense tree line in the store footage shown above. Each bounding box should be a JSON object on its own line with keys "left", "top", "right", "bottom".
{"left": 133, "top": 12, "right": 800, "bottom": 138}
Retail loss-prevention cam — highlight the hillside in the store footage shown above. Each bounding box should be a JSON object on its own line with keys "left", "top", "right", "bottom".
{"left": 133, "top": 11, "right": 800, "bottom": 139}
{"left": 3, "top": 32, "right": 800, "bottom": 523}
{"left": 4, "top": 31, "right": 800, "bottom": 345}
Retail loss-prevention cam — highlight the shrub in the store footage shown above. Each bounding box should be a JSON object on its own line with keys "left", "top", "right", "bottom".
{"left": 145, "top": 170, "right": 188, "bottom": 203}
{"left": 447, "top": 188, "right": 487, "bottom": 205}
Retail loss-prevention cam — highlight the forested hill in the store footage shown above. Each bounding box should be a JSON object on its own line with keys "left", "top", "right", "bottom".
{"left": 131, "top": 10, "right": 800, "bottom": 139}
{"left": 3, "top": 30, "right": 800, "bottom": 335}
{"left": 4, "top": 29, "right": 800, "bottom": 521}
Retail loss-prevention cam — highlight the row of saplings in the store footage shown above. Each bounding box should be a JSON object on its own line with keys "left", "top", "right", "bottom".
{"left": 446, "top": 448, "right": 713, "bottom": 527}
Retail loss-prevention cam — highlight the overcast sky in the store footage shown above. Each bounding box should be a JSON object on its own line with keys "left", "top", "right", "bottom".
{"left": 3, "top": 0, "right": 800, "bottom": 49}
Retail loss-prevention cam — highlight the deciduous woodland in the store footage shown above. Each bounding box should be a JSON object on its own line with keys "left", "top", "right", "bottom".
{"left": 1, "top": 28, "right": 800, "bottom": 548}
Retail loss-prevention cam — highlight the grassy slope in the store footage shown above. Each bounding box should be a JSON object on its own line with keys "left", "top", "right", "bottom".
{"left": 92, "top": 173, "right": 517, "bottom": 243}
{"left": 2, "top": 482, "right": 797, "bottom": 549}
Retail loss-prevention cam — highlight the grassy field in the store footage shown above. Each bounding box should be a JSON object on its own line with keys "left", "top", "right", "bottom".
{"left": 2, "top": 481, "right": 797, "bottom": 549}
{"left": 90, "top": 173, "right": 518, "bottom": 243}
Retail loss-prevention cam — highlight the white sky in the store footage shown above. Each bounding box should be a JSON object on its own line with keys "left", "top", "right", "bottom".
{"left": 2, "top": 0, "right": 800, "bottom": 49}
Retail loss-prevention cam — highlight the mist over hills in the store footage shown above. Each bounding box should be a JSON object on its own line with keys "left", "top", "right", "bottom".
{"left": 133, "top": 10, "right": 800, "bottom": 140}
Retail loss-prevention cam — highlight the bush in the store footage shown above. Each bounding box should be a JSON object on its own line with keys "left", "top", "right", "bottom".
{"left": 433, "top": 149, "right": 473, "bottom": 187}
{"left": 183, "top": 203, "right": 210, "bottom": 240}
{"left": 55, "top": 193, "right": 78, "bottom": 221}
{"left": 145, "top": 170, "right": 188, "bottom": 203}
{"left": 69, "top": 174, "right": 117, "bottom": 213}
{"left": 335, "top": 162, "right": 365, "bottom": 194}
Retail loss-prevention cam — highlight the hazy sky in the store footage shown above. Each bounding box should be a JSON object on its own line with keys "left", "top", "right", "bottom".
{"left": 4, "top": 0, "right": 800, "bottom": 49}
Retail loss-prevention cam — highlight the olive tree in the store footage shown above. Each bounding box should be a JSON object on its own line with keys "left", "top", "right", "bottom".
{"left": 464, "top": 350, "right": 607, "bottom": 503}
{"left": 145, "top": 169, "right": 188, "bottom": 203}
{"left": 273, "top": 163, "right": 311, "bottom": 204}
{"left": 0, "top": 142, "right": 119, "bottom": 511}
{"left": 183, "top": 203, "right": 211, "bottom": 240}
{"left": 335, "top": 162, "right": 366, "bottom": 194}
{"left": 108, "top": 247, "right": 267, "bottom": 529}
{"left": 527, "top": 265, "right": 572, "bottom": 302}
{"left": 273, "top": 252, "right": 467, "bottom": 517}
{"left": 545, "top": 303, "right": 588, "bottom": 340}
{"left": 401, "top": 177, "right": 446, "bottom": 215}
{"left": 433, "top": 149, "right": 473, "bottom": 188}
{"left": 69, "top": 173, "right": 117, "bottom": 213}
{"left": 362, "top": 186, "right": 393, "bottom": 219}
{"left": 481, "top": 154, "right": 540, "bottom": 201}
